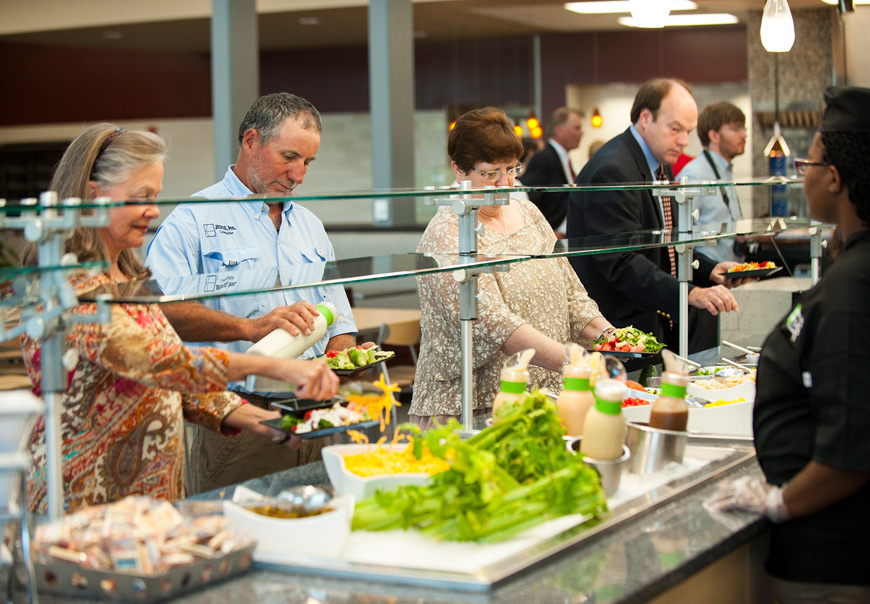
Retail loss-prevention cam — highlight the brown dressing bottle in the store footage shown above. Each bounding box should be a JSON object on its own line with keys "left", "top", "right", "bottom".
{"left": 648, "top": 371, "right": 689, "bottom": 431}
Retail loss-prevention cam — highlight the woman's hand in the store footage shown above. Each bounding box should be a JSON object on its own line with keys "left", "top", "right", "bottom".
{"left": 276, "top": 358, "right": 339, "bottom": 401}
{"left": 222, "top": 404, "right": 302, "bottom": 450}
{"left": 227, "top": 355, "right": 339, "bottom": 400}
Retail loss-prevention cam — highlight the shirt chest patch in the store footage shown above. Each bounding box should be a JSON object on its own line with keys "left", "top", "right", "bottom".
{"left": 786, "top": 303, "right": 804, "bottom": 343}
{"left": 203, "top": 223, "right": 237, "bottom": 237}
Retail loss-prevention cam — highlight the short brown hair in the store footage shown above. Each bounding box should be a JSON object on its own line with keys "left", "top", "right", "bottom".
{"left": 448, "top": 107, "right": 523, "bottom": 173}
{"left": 697, "top": 102, "right": 745, "bottom": 147}
{"left": 630, "top": 78, "right": 691, "bottom": 124}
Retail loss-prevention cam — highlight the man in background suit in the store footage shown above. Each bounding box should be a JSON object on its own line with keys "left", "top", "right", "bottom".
{"left": 567, "top": 78, "right": 744, "bottom": 353}
{"left": 522, "top": 107, "right": 584, "bottom": 237}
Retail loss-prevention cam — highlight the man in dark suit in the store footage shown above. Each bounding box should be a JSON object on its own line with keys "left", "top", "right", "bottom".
{"left": 522, "top": 107, "right": 584, "bottom": 236}
{"left": 567, "top": 78, "right": 743, "bottom": 353}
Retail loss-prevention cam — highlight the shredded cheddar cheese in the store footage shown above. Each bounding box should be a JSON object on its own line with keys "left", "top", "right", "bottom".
{"left": 345, "top": 373, "right": 402, "bottom": 432}
{"left": 704, "top": 397, "right": 747, "bottom": 407}
{"left": 342, "top": 437, "right": 451, "bottom": 477}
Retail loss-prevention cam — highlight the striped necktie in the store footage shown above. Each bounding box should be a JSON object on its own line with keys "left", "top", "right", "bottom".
{"left": 655, "top": 165, "right": 677, "bottom": 278}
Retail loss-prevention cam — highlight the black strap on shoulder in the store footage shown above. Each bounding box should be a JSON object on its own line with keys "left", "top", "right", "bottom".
{"left": 702, "top": 150, "right": 731, "bottom": 209}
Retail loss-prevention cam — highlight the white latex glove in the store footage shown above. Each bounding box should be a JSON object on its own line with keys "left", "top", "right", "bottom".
{"left": 704, "top": 476, "right": 789, "bottom": 523}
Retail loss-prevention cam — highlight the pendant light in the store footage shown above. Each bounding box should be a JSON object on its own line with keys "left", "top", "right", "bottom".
{"left": 760, "top": 0, "right": 795, "bottom": 53}
{"left": 591, "top": 108, "right": 603, "bottom": 128}
{"left": 763, "top": 55, "right": 791, "bottom": 158}
{"left": 629, "top": 0, "right": 671, "bottom": 28}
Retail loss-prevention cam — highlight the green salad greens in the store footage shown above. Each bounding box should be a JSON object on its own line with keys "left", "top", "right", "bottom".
{"left": 319, "top": 346, "right": 391, "bottom": 370}
{"left": 351, "top": 391, "right": 607, "bottom": 543}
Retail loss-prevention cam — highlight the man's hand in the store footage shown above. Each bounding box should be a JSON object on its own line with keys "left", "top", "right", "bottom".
{"left": 710, "top": 261, "right": 757, "bottom": 288}
{"left": 704, "top": 476, "right": 789, "bottom": 523}
{"left": 245, "top": 301, "right": 320, "bottom": 343}
{"left": 688, "top": 285, "right": 739, "bottom": 316}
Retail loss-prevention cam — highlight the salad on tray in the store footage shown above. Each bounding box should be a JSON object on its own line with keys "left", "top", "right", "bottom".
{"left": 594, "top": 326, "right": 665, "bottom": 354}
{"left": 318, "top": 345, "right": 394, "bottom": 371}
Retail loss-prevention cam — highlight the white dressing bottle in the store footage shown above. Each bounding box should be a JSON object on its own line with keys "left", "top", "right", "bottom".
{"left": 245, "top": 302, "right": 337, "bottom": 392}
{"left": 491, "top": 349, "right": 535, "bottom": 421}
{"left": 556, "top": 344, "right": 596, "bottom": 437}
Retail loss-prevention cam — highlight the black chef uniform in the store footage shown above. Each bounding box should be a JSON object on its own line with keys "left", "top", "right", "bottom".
{"left": 753, "top": 229, "right": 870, "bottom": 584}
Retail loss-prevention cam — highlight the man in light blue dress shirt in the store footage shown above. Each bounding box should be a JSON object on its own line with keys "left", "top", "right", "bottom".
{"left": 146, "top": 93, "right": 358, "bottom": 493}
{"left": 679, "top": 102, "right": 748, "bottom": 263}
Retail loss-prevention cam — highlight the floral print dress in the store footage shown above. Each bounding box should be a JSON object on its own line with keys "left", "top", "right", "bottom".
{"left": 409, "top": 197, "right": 603, "bottom": 421}
{"left": 21, "top": 272, "right": 244, "bottom": 514}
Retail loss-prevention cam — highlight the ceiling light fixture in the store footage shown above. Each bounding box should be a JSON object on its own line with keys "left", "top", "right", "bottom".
{"left": 760, "top": 0, "right": 795, "bottom": 53}
{"left": 628, "top": 0, "right": 671, "bottom": 27}
{"left": 618, "top": 13, "right": 739, "bottom": 27}
{"left": 564, "top": 1, "right": 696, "bottom": 14}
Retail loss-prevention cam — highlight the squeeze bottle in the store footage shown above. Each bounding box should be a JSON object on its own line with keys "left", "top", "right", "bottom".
{"left": 580, "top": 378, "right": 627, "bottom": 460}
{"left": 555, "top": 344, "right": 596, "bottom": 437}
{"left": 247, "top": 302, "right": 336, "bottom": 359}
{"left": 648, "top": 349, "right": 689, "bottom": 432}
{"left": 491, "top": 349, "right": 534, "bottom": 421}
{"left": 244, "top": 302, "right": 336, "bottom": 392}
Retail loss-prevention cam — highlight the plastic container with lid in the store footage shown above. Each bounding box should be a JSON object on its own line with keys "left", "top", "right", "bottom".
{"left": 580, "top": 378, "right": 627, "bottom": 461}
{"left": 555, "top": 344, "right": 596, "bottom": 437}
{"left": 491, "top": 349, "right": 534, "bottom": 421}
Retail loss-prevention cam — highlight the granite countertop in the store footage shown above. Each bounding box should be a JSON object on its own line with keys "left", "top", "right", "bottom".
{"left": 162, "top": 458, "right": 768, "bottom": 604}
{"left": 34, "top": 347, "right": 771, "bottom": 604}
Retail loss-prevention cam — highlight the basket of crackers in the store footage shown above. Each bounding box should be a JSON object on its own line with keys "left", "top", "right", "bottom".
{"left": 32, "top": 496, "right": 255, "bottom": 602}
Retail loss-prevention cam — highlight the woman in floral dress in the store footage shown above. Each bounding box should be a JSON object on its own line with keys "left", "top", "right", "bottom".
{"left": 21, "top": 124, "right": 337, "bottom": 514}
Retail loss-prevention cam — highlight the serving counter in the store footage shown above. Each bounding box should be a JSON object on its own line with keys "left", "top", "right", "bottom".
{"left": 2, "top": 181, "right": 808, "bottom": 602}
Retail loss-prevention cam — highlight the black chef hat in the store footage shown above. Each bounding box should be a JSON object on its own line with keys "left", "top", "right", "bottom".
{"left": 820, "top": 86, "right": 870, "bottom": 133}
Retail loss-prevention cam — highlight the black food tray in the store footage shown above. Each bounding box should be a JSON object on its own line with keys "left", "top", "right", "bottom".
{"left": 720, "top": 266, "right": 782, "bottom": 278}
{"left": 329, "top": 351, "right": 395, "bottom": 376}
{"left": 261, "top": 417, "right": 380, "bottom": 440}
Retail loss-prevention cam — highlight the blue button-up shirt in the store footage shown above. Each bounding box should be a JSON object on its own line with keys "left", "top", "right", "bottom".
{"left": 629, "top": 125, "right": 669, "bottom": 225}
{"left": 679, "top": 150, "right": 742, "bottom": 263}
{"left": 145, "top": 166, "right": 356, "bottom": 359}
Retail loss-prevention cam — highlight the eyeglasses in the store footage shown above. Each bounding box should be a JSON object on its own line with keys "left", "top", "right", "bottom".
{"left": 794, "top": 158, "right": 829, "bottom": 176}
{"left": 472, "top": 163, "right": 524, "bottom": 182}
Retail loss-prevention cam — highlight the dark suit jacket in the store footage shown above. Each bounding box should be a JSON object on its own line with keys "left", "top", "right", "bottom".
{"left": 522, "top": 142, "right": 572, "bottom": 230}
{"left": 566, "top": 128, "right": 718, "bottom": 349}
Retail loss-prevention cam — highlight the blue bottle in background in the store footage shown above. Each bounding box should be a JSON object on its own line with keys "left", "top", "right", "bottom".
{"left": 770, "top": 151, "right": 788, "bottom": 216}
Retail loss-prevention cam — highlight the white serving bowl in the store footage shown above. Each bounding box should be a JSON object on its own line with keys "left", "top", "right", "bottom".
{"left": 687, "top": 379, "right": 755, "bottom": 403}
{"left": 222, "top": 495, "right": 354, "bottom": 558}
{"left": 622, "top": 398, "right": 753, "bottom": 437}
{"left": 321, "top": 443, "right": 434, "bottom": 501}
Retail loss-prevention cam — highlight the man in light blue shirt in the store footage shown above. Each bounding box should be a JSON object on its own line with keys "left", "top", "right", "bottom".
{"left": 679, "top": 102, "right": 748, "bottom": 263}
{"left": 146, "top": 93, "right": 358, "bottom": 493}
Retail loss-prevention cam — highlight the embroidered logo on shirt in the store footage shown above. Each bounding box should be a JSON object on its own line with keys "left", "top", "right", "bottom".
{"left": 204, "top": 275, "right": 238, "bottom": 292}
{"left": 785, "top": 303, "right": 803, "bottom": 343}
{"left": 203, "top": 224, "right": 236, "bottom": 237}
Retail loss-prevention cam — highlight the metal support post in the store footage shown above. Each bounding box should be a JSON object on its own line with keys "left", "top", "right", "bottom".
{"left": 424, "top": 183, "right": 511, "bottom": 434}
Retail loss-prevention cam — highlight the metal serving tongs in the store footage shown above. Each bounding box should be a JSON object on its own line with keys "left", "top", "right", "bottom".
{"left": 721, "top": 340, "right": 755, "bottom": 356}
{"left": 720, "top": 357, "right": 754, "bottom": 374}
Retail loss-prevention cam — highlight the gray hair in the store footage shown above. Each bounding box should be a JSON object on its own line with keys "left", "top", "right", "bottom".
{"left": 237, "top": 93, "right": 322, "bottom": 146}
{"left": 21, "top": 123, "right": 166, "bottom": 279}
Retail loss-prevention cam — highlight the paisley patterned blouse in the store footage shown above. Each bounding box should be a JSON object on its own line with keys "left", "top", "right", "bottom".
{"left": 409, "top": 197, "right": 603, "bottom": 420}
{"left": 21, "top": 271, "right": 244, "bottom": 515}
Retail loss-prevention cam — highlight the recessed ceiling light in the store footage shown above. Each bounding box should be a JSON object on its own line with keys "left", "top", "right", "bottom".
{"left": 618, "top": 13, "right": 739, "bottom": 27}
{"left": 298, "top": 16, "right": 320, "bottom": 25}
{"left": 565, "top": 1, "right": 697, "bottom": 14}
